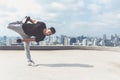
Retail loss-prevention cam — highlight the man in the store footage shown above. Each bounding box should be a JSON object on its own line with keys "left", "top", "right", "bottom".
{"left": 8, "top": 16, "right": 56, "bottom": 66}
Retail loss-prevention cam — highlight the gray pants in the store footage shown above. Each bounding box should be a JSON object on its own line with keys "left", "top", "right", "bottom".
{"left": 8, "top": 21, "right": 32, "bottom": 62}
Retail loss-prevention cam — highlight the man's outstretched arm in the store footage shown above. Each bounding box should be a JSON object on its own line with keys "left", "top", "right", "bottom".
{"left": 17, "top": 38, "right": 36, "bottom": 43}
{"left": 22, "top": 38, "right": 36, "bottom": 42}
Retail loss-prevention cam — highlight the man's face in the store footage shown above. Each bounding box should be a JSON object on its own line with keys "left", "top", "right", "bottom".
{"left": 45, "top": 29, "right": 52, "bottom": 36}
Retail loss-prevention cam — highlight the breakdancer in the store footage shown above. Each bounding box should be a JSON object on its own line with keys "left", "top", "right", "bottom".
{"left": 8, "top": 16, "right": 56, "bottom": 66}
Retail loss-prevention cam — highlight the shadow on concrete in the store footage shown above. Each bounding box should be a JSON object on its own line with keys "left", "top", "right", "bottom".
{"left": 35, "top": 63, "right": 94, "bottom": 68}
{"left": 109, "top": 62, "right": 120, "bottom": 68}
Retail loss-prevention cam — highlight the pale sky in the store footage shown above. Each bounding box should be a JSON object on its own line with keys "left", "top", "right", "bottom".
{"left": 0, "top": 0, "right": 120, "bottom": 37}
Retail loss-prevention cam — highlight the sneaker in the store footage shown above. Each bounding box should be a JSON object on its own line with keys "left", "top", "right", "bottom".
{"left": 22, "top": 16, "right": 30, "bottom": 23}
{"left": 27, "top": 60, "right": 35, "bottom": 66}
{"left": 22, "top": 16, "right": 27, "bottom": 23}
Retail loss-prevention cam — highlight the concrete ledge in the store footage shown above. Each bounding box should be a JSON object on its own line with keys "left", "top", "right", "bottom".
{"left": 0, "top": 46, "right": 120, "bottom": 52}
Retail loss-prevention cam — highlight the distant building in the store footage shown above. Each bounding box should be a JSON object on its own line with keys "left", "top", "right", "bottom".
{"left": 82, "top": 39, "right": 88, "bottom": 46}
{"left": 93, "top": 38, "right": 98, "bottom": 46}
{"left": 70, "top": 37, "right": 77, "bottom": 45}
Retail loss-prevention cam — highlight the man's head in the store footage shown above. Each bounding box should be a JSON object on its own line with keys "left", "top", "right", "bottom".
{"left": 43, "top": 27, "right": 56, "bottom": 36}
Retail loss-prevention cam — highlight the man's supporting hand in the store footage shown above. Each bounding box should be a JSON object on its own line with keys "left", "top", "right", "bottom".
{"left": 17, "top": 39, "right": 22, "bottom": 43}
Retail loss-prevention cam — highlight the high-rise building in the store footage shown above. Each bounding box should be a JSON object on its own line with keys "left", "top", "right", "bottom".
{"left": 82, "top": 39, "right": 88, "bottom": 46}
{"left": 103, "top": 34, "right": 107, "bottom": 40}
{"left": 93, "top": 38, "right": 97, "bottom": 46}
{"left": 70, "top": 37, "right": 77, "bottom": 45}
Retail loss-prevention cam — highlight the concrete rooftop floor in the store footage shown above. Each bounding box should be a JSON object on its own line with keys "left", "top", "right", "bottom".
{"left": 0, "top": 50, "right": 120, "bottom": 80}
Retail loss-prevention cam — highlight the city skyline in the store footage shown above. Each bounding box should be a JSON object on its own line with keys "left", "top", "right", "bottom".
{"left": 0, "top": 33, "right": 120, "bottom": 47}
{"left": 0, "top": 0, "right": 120, "bottom": 37}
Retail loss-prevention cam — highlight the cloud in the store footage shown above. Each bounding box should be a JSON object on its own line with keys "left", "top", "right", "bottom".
{"left": 0, "top": 0, "right": 120, "bottom": 37}
{"left": 0, "top": 0, "right": 46, "bottom": 18}
{"left": 51, "top": 2, "right": 66, "bottom": 11}
{"left": 117, "top": 13, "right": 120, "bottom": 19}
{"left": 96, "top": 11, "right": 120, "bottom": 26}
{"left": 96, "top": 0, "right": 112, "bottom": 5}
{"left": 88, "top": 4, "right": 101, "bottom": 14}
